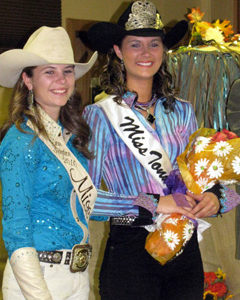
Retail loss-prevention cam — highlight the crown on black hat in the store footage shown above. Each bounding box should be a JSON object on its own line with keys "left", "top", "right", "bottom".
{"left": 88, "top": 0, "right": 188, "bottom": 53}
{"left": 124, "top": 1, "right": 164, "bottom": 31}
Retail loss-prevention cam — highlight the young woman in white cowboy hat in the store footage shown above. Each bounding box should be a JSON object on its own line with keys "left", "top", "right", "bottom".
{"left": 84, "top": 1, "right": 240, "bottom": 299}
{"left": 0, "top": 26, "right": 99, "bottom": 300}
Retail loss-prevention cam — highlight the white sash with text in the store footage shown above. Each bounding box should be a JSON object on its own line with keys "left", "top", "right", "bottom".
{"left": 97, "top": 96, "right": 172, "bottom": 188}
{"left": 27, "top": 110, "right": 97, "bottom": 243}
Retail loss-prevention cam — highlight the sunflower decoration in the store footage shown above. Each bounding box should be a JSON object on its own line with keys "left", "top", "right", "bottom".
{"left": 187, "top": 7, "right": 234, "bottom": 46}
{"left": 204, "top": 268, "right": 233, "bottom": 299}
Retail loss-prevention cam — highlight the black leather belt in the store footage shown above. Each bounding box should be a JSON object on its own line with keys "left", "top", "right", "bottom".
{"left": 37, "top": 244, "right": 92, "bottom": 272}
{"left": 38, "top": 250, "right": 71, "bottom": 264}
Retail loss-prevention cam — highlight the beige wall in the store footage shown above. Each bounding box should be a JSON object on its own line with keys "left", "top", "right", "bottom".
{"left": 62, "top": 0, "right": 235, "bottom": 29}
{"left": 211, "top": 0, "right": 235, "bottom": 25}
{"left": 0, "top": 88, "right": 11, "bottom": 126}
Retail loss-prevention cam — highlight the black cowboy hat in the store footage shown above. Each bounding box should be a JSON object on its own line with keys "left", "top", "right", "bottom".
{"left": 88, "top": 0, "right": 188, "bottom": 53}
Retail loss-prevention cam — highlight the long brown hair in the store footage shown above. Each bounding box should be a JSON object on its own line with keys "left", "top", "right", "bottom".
{"left": 0, "top": 67, "right": 92, "bottom": 159}
{"left": 100, "top": 45, "right": 176, "bottom": 111}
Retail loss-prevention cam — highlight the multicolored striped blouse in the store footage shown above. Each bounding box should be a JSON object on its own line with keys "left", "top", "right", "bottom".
{"left": 84, "top": 92, "right": 198, "bottom": 216}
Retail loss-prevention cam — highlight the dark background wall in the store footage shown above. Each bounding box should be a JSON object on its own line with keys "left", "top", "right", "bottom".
{"left": 0, "top": 0, "right": 61, "bottom": 53}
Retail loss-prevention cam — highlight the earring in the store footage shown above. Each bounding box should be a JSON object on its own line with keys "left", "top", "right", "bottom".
{"left": 28, "top": 90, "right": 34, "bottom": 106}
{"left": 121, "top": 59, "right": 125, "bottom": 72}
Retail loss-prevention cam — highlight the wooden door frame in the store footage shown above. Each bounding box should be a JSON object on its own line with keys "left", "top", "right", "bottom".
{"left": 66, "top": 18, "right": 100, "bottom": 106}
{"left": 233, "top": 0, "right": 240, "bottom": 32}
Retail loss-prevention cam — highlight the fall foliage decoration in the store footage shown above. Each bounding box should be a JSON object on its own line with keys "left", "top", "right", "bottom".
{"left": 187, "top": 7, "right": 237, "bottom": 45}
{"left": 204, "top": 269, "right": 233, "bottom": 299}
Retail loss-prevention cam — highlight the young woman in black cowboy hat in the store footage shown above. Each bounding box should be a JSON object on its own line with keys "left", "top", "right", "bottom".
{"left": 84, "top": 1, "right": 240, "bottom": 299}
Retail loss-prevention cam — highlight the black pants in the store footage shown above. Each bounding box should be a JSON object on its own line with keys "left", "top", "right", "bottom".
{"left": 99, "top": 225, "right": 204, "bottom": 300}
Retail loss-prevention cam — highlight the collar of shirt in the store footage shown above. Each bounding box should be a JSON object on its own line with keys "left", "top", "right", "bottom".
{"left": 30, "top": 105, "right": 63, "bottom": 140}
{"left": 122, "top": 91, "right": 137, "bottom": 108}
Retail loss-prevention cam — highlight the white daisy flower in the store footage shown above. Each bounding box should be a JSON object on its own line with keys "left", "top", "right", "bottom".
{"left": 182, "top": 223, "right": 194, "bottom": 243}
{"left": 207, "top": 159, "right": 224, "bottom": 179}
{"left": 196, "top": 177, "right": 209, "bottom": 187}
{"left": 213, "top": 141, "right": 233, "bottom": 157}
{"left": 232, "top": 156, "right": 240, "bottom": 175}
{"left": 194, "top": 137, "right": 211, "bottom": 153}
{"left": 202, "top": 181, "right": 215, "bottom": 192}
{"left": 165, "top": 217, "right": 178, "bottom": 226}
{"left": 163, "top": 230, "right": 180, "bottom": 250}
{"left": 194, "top": 158, "right": 209, "bottom": 177}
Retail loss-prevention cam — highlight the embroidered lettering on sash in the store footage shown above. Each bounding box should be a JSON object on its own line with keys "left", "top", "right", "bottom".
{"left": 70, "top": 169, "right": 94, "bottom": 219}
{"left": 148, "top": 151, "right": 168, "bottom": 181}
{"left": 120, "top": 116, "right": 147, "bottom": 155}
{"left": 97, "top": 96, "right": 172, "bottom": 188}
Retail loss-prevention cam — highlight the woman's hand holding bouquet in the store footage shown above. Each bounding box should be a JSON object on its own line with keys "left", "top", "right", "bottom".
{"left": 145, "top": 128, "right": 240, "bottom": 265}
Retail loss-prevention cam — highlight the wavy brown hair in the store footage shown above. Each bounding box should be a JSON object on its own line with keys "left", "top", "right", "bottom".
{"left": 0, "top": 67, "right": 92, "bottom": 159}
{"left": 100, "top": 45, "right": 176, "bottom": 112}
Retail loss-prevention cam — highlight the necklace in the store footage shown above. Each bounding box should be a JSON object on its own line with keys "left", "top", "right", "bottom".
{"left": 135, "top": 96, "right": 157, "bottom": 108}
{"left": 134, "top": 97, "right": 157, "bottom": 124}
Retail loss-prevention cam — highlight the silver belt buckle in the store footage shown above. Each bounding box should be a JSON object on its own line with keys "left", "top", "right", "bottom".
{"left": 70, "top": 244, "right": 92, "bottom": 273}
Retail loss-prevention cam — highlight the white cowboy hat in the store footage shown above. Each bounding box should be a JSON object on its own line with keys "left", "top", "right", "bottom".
{"left": 0, "top": 26, "right": 98, "bottom": 88}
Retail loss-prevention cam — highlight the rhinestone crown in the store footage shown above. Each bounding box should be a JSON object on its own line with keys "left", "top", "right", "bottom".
{"left": 125, "top": 1, "right": 164, "bottom": 31}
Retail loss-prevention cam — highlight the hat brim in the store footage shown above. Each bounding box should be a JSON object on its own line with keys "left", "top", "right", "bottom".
{"left": 0, "top": 50, "right": 98, "bottom": 88}
{"left": 88, "top": 22, "right": 126, "bottom": 54}
{"left": 75, "top": 51, "right": 98, "bottom": 80}
{"left": 164, "top": 20, "right": 188, "bottom": 49}
{"left": 88, "top": 20, "right": 188, "bottom": 53}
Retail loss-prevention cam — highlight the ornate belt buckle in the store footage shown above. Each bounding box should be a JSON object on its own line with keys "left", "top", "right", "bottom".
{"left": 70, "top": 244, "right": 92, "bottom": 273}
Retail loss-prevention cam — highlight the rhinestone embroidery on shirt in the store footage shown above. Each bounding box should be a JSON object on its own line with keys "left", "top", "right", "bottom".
{"left": 27, "top": 105, "right": 97, "bottom": 225}
{"left": 0, "top": 110, "right": 90, "bottom": 256}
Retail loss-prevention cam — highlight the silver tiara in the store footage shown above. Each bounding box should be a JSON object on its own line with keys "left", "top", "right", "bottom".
{"left": 125, "top": 0, "right": 164, "bottom": 31}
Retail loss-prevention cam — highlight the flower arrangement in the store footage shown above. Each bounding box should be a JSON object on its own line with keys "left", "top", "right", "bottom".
{"left": 145, "top": 128, "right": 240, "bottom": 266}
{"left": 177, "top": 128, "right": 240, "bottom": 194}
{"left": 145, "top": 212, "right": 195, "bottom": 265}
{"left": 204, "top": 268, "right": 233, "bottom": 299}
{"left": 187, "top": 7, "right": 239, "bottom": 46}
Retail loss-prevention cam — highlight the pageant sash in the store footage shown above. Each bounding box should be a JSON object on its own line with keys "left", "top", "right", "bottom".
{"left": 97, "top": 96, "right": 172, "bottom": 188}
{"left": 27, "top": 107, "right": 97, "bottom": 243}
